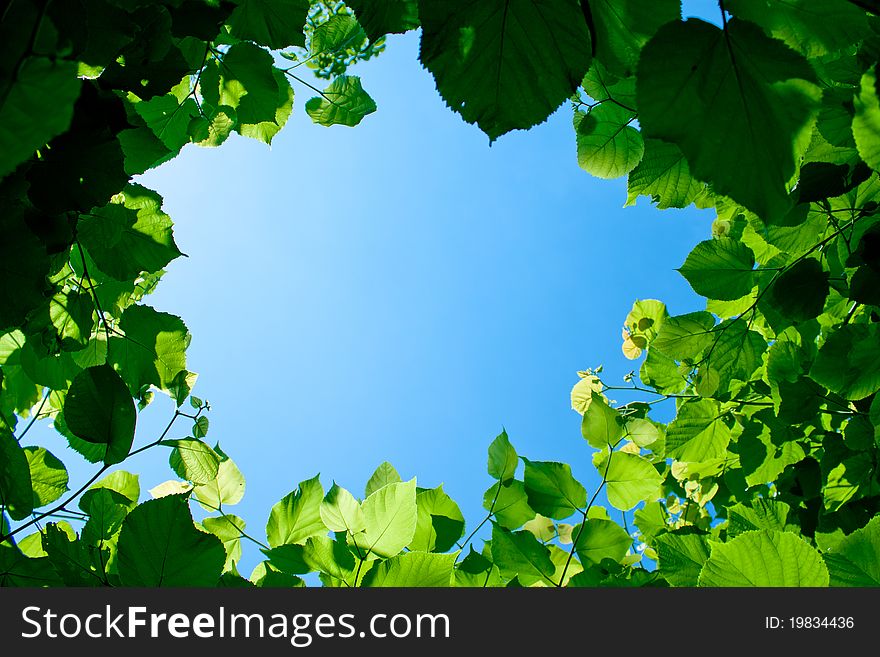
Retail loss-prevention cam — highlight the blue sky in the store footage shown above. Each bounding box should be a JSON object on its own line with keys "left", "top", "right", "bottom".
{"left": 36, "top": 10, "right": 719, "bottom": 573}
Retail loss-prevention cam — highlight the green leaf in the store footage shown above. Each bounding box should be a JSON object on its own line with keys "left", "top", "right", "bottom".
{"left": 0, "top": 544, "right": 60, "bottom": 586}
{"left": 227, "top": 0, "right": 309, "bottom": 49}
{"left": 574, "top": 103, "right": 643, "bottom": 179}
{"left": 599, "top": 451, "right": 662, "bottom": 511}
{"left": 351, "top": 479, "right": 418, "bottom": 559}
{"left": 727, "top": 499, "right": 791, "bottom": 537}
{"left": 487, "top": 429, "right": 518, "bottom": 482}
{"left": 418, "top": 0, "right": 592, "bottom": 141}
{"left": 626, "top": 139, "right": 704, "bottom": 209}
{"left": 79, "top": 471, "right": 140, "bottom": 512}
{"left": 654, "top": 532, "right": 710, "bottom": 587}
{"left": 651, "top": 312, "right": 716, "bottom": 361}
{"left": 117, "top": 495, "right": 225, "bottom": 586}
{"left": 201, "top": 515, "right": 245, "bottom": 572}
{"left": 768, "top": 258, "right": 829, "bottom": 321}
{"left": 637, "top": 18, "right": 821, "bottom": 220}
{"left": 81, "top": 488, "right": 129, "bottom": 544}
{"left": 0, "top": 57, "right": 81, "bottom": 179}
{"left": 581, "top": 392, "right": 623, "bottom": 449}
{"left": 522, "top": 459, "right": 586, "bottom": 519}
{"left": 0, "top": 429, "right": 33, "bottom": 520}
{"left": 725, "top": 0, "right": 869, "bottom": 58}
{"left": 266, "top": 475, "right": 326, "bottom": 548}
{"left": 588, "top": 0, "right": 681, "bottom": 77}
{"left": 79, "top": 184, "right": 182, "bottom": 281}
{"left": 133, "top": 94, "right": 199, "bottom": 152}
{"left": 625, "top": 418, "right": 660, "bottom": 448}
{"left": 490, "top": 523, "right": 555, "bottom": 586}
{"left": 0, "top": 212, "right": 52, "bottom": 332}
{"left": 320, "top": 483, "right": 366, "bottom": 534}
{"left": 118, "top": 127, "right": 174, "bottom": 175}
{"left": 49, "top": 290, "right": 93, "bottom": 349}
{"left": 250, "top": 561, "right": 305, "bottom": 587}
{"left": 699, "top": 530, "right": 829, "bottom": 586}
{"left": 189, "top": 105, "right": 237, "bottom": 148}
{"left": 109, "top": 304, "right": 190, "bottom": 395}
{"left": 361, "top": 551, "right": 456, "bottom": 587}
{"left": 23, "top": 447, "right": 68, "bottom": 508}
{"left": 574, "top": 518, "right": 632, "bottom": 567}
{"left": 411, "top": 485, "right": 465, "bottom": 552}
{"left": 678, "top": 238, "right": 756, "bottom": 301}
{"left": 824, "top": 516, "right": 880, "bottom": 586}
{"left": 666, "top": 400, "right": 732, "bottom": 463}
{"left": 42, "top": 523, "right": 104, "bottom": 587}
{"left": 854, "top": 66, "right": 880, "bottom": 172}
{"left": 484, "top": 480, "right": 536, "bottom": 529}
{"left": 309, "top": 14, "right": 366, "bottom": 56}
{"left": 63, "top": 365, "right": 136, "bottom": 465}
{"left": 302, "top": 535, "right": 358, "bottom": 586}
{"left": 305, "top": 75, "right": 377, "bottom": 127}
{"left": 165, "top": 438, "right": 220, "bottom": 485}
{"left": 194, "top": 446, "right": 246, "bottom": 510}
{"left": 640, "top": 348, "right": 687, "bottom": 394}
{"left": 202, "top": 44, "right": 294, "bottom": 144}
{"left": 738, "top": 412, "right": 806, "bottom": 487}
{"left": 703, "top": 321, "right": 767, "bottom": 394}
{"left": 365, "top": 461, "right": 401, "bottom": 496}
{"left": 810, "top": 324, "right": 880, "bottom": 400}
{"left": 347, "top": 0, "right": 419, "bottom": 41}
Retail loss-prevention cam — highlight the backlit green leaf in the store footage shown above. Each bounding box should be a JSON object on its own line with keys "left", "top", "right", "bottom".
{"left": 266, "top": 475, "right": 326, "bottom": 547}
{"left": 63, "top": 365, "right": 136, "bottom": 465}
{"left": 638, "top": 18, "right": 821, "bottom": 220}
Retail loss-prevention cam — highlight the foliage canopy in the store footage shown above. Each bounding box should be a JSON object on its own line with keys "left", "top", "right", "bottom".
{"left": 1, "top": 0, "right": 880, "bottom": 588}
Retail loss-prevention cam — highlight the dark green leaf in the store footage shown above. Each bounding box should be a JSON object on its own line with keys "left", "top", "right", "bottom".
{"left": 824, "top": 516, "right": 880, "bottom": 586}
{"left": 0, "top": 428, "right": 33, "bottom": 520}
{"left": 227, "top": 0, "right": 309, "bottom": 49}
{"left": 699, "top": 530, "right": 829, "bottom": 586}
{"left": 419, "top": 0, "right": 592, "bottom": 141}
{"left": 637, "top": 19, "right": 821, "bottom": 220}
{"left": 117, "top": 495, "right": 225, "bottom": 586}
{"left": 523, "top": 459, "right": 587, "bottom": 519}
